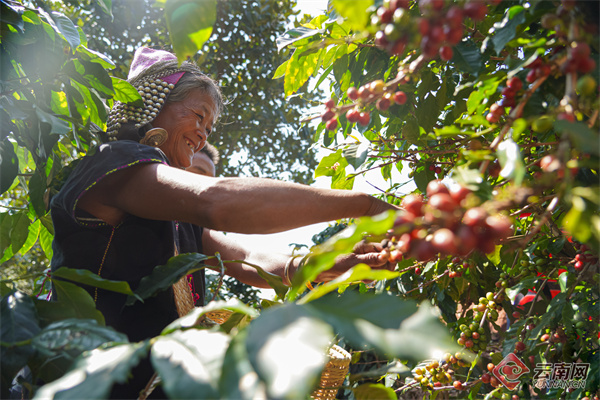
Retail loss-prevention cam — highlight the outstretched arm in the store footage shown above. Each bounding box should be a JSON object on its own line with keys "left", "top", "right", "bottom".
{"left": 78, "top": 162, "right": 396, "bottom": 233}
{"left": 201, "top": 229, "right": 395, "bottom": 288}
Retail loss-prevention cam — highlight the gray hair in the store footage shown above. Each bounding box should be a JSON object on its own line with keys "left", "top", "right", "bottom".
{"left": 167, "top": 73, "right": 224, "bottom": 119}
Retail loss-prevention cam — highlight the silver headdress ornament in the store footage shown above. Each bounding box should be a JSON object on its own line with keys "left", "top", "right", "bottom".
{"left": 105, "top": 47, "right": 203, "bottom": 145}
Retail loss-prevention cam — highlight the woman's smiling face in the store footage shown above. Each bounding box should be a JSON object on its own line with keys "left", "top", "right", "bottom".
{"left": 152, "top": 89, "right": 217, "bottom": 169}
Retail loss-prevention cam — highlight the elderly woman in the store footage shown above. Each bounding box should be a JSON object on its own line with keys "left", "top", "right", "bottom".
{"left": 50, "top": 47, "right": 395, "bottom": 397}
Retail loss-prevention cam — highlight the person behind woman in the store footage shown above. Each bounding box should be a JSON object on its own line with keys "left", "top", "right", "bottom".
{"left": 49, "top": 47, "right": 396, "bottom": 398}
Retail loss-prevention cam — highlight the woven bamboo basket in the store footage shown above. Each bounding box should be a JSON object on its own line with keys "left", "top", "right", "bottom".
{"left": 311, "top": 344, "right": 351, "bottom": 400}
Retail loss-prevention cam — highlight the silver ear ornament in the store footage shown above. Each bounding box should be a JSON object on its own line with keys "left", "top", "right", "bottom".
{"left": 140, "top": 128, "right": 168, "bottom": 147}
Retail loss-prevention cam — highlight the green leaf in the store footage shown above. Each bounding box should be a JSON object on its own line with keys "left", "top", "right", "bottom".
{"left": 51, "top": 280, "right": 105, "bottom": 324}
{"left": 402, "top": 116, "right": 421, "bottom": 144}
{"left": 35, "top": 107, "right": 70, "bottom": 136}
{"left": 331, "top": 0, "right": 374, "bottom": 31}
{"left": 0, "top": 139, "right": 18, "bottom": 194}
{"left": 33, "top": 342, "right": 148, "bottom": 400}
{"left": 496, "top": 138, "right": 525, "bottom": 185}
{"left": 299, "top": 265, "right": 399, "bottom": 304}
{"left": 415, "top": 94, "right": 439, "bottom": 133}
{"left": 162, "top": 299, "right": 259, "bottom": 334}
{"left": 31, "top": 319, "right": 127, "bottom": 382}
{"left": 151, "top": 329, "right": 230, "bottom": 399}
{"left": 28, "top": 171, "right": 47, "bottom": 219}
{"left": 315, "top": 149, "right": 347, "bottom": 178}
{"left": 505, "top": 277, "right": 537, "bottom": 303}
{"left": 93, "top": 0, "right": 113, "bottom": 18}
{"left": 165, "top": 0, "right": 217, "bottom": 63}
{"left": 342, "top": 142, "right": 369, "bottom": 170}
{"left": 276, "top": 26, "right": 324, "bottom": 51}
{"left": 17, "top": 219, "right": 40, "bottom": 257}
{"left": 558, "top": 271, "right": 569, "bottom": 293}
{"left": 8, "top": 211, "right": 30, "bottom": 255}
{"left": 491, "top": 9, "right": 526, "bottom": 56}
{"left": 48, "top": 12, "right": 81, "bottom": 51}
{"left": 272, "top": 60, "right": 289, "bottom": 79}
{"left": 219, "top": 329, "right": 267, "bottom": 400}
{"left": 1, "top": 291, "right": 40, "bottom": 387}
{"left": 39, "top": 221, "right": 54, "bottom": 260}
{"left": 563, "top": 196, "right": 592, "bottom": 243}
{"left": 284, "top": 47, "right": 323, "bottom": 96}
{"left": 245, "top": 303, "right": 333, "bottom": 399}
{"left": 127, "top": 253, "right": 210, "bottom": 306}
{"left": 353, "top": 383, "right": 396, "bottom": 400}
{"left": 452, "top": 39, "right": 483, "bottom": 75}
{"left": 78, "top": 46, "right": 115, "bottom": 69}
{"left": 306, "top": 292, "right": 456, "bottom": 361}
{"left": 52, "top": 267, "right": 138, "bottom": 297}
{"left": 554, "top": 120, "right": 600, "bottom": 156}
{"left": 414, "top": 167, "right": 436, "bottom": 193}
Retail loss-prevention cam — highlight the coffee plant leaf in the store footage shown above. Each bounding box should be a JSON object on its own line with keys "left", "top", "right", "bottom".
{"left": 245, "top": 303, "right": 333, "bottom": 399}
{"left": 52, "top": 280, "right": 105, "bottom": 325}
{"left": 451, "top": 39, "right": 483, "bottom": 76}
{"left": 276, "top": 26, "right": 324, "bottom": 51}
{"left": 331, "top": 0, "right": 373, "bottom": 32}
{"left": 162, "top": 299, "right": 259, "bottom": 334}
{"left": 93, "top": 0, "right": 112, "bottom": 19}
{"left": 151, "top": 329, "right": 229, "bottom": 399}
{"left": 52, "top": 267, "right": 137, "bottom": 298}
{"left": 126, "top": 253, "right": 211, "bottom": 306}
{"left": 7, "top": 211, "right": 30, "bottom": 255}
{"left": 42, "top": 10, "right": 80, "bottom": 51}
{"left": 490, "top": 8, "right": 526, "bottom": 56}
{"left": 165, "top": 0, "right": 216, "bottom": 63}
{"left": 33, "top": 342, "right": 149, "bottom": 400}
{"left": 0, "top": 291, "right": 40, "bottom": 388}
{"left": 219, "top": 329, "right": 267, "bottom": 400}
{"left": 0, "top": 139, "right": 18, "bottom": 194}
{"left": 353, "top": 383, "right": 396, "bottom": 400}
{"left": 306, "top": 292, "right": 455, "bottom": 361}
{"left": 299, "top": 265, "right": 400, "bottom": 304}
{"left": 554, "top": 120, "right": 600, "bottom": 156}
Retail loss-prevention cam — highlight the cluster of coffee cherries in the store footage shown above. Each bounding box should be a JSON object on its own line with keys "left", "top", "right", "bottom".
{"left": 368, "top": 0, "right": 496, "bottom": 61}
{"left": 457, "top": 321, "right": 489, "bottom": 351}
{"left": 573, "top": 244, "right": 597, "bottom": 272}
{"left": 447, "top": 257, "right": 471, "bottom": 278}
{"left": 486, "top": 76, "right": 524, "bottom": 124}
{"left": 473, "top": 292, "right": 503, "bottom": 325}
{"left": 381, "top": 180, "right": 513, "bottom": 263}
{"left": 412, "top": 359, "right": 454, "bottom": 389}
{"left": 321, "top": 80, "right": 409, "bottom": 131}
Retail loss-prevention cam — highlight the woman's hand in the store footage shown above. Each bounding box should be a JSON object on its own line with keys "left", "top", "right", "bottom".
{"left": 313, "top": 240, "right": 396, "bottom": 282}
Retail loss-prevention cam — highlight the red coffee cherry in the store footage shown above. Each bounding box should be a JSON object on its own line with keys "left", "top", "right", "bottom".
{"left": 432, "top": 228, "right": 457, "bottom": 254}
{"left": 463, "top": 207, "right": 488, "bottom": 227}
{"left": 346, "top": 108, "right": 360, "bottom": 123}
{"left": 426, "top": 179, "right": 449, "bottom": 197}
{"left": 347, "top": 86, "right": 359, "bottom": 101}
{"left": 326, "top": 118, "right": 338, "bottom": 131}
{"left": 402, "top": 194, "right": 425, "bottom": 216}
{"left": 439, "top": 45, "right": 454, "bottom": 61}
{"left": 321, "top": 110, "right": 335, "bottom": 122}
{"left": 429, "top": 193, "right": 459, "bottom": 213}
{"left": 358, "top": 112, "right": 371, "bottom": 126}
{"left": 394, "top": 91, "right": 407, "bottom": 105}
{"left": 507, "top": 76, "right": 523, "bottom": 91}
{"left": 324, "top": 98, "right": 336, "bottom": 109}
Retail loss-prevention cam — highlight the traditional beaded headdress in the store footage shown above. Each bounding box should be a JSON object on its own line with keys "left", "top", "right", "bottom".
{"left": 105, "top": 47, "right": 204, "bottom": 144}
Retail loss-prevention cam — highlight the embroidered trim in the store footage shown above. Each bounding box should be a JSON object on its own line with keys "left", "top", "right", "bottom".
{"left": 73, "top": 158, "right": 167, "bottom": 227}
{"left": 94, "top": 225, "right": 118, "bottom": 302}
